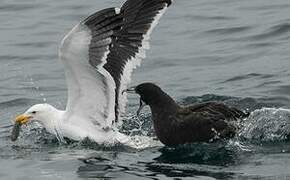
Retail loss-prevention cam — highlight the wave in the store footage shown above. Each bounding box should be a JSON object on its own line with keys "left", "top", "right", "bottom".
{"left": 205, "top": 26, "right": 251, "bottom": 35}
{"left": 251, "top": 23, "right": 290, "bottom": 40}
{"left": 0, "top": 3, "right": 41, "bottom": 12}
{"left": 222, "top": 73, "right": 275, "bottom": 83}
{"left": 0, "top": 54, "right": 57, "bottom": 61}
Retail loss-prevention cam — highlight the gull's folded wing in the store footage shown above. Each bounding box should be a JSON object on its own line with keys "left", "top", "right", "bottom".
{"left": 59, "top": 0, "right": 171, "bottom": 129}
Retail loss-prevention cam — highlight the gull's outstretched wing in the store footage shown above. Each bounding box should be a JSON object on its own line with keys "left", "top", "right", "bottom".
{"left": 103, "top": 0, "right": 171, "bottom": 122}
{"left": 59, "top": 0, "right": 171, "bottom": 129}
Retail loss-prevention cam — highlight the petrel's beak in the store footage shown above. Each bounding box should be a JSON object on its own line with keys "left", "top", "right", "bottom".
{"left": 11, "top": 114, "right": 32, "bottom": 141}
{"left": 122, "top": 86, "right": 146, "bottom": 116}
{"left": 122, "top": 86, "right": 136, "bottom": 95}
{"left": 137, "top": 98, "right": 146, "bottom": 117}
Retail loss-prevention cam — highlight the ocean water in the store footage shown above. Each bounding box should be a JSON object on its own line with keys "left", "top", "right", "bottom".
{"left": 1, "top": 0, "right": 290, "bottom": 179}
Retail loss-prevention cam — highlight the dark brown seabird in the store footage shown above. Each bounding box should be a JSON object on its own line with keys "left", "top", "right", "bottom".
{"left": 127, "top": 83, "right": 249, "bottom": 146}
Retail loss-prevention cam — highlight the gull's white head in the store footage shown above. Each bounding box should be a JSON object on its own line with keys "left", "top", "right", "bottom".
{"left": 12, "top": 103, "right": 62, "bottom": 141}
{"left": 15, "top": 104, "right": 57, "bottom": 125}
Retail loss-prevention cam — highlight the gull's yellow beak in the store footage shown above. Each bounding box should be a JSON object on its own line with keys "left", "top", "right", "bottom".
{"left": 15, "top": 114, "right": 32, "bottom": 125}
{"left": 11, "top": 114, "right": 32, "bottom": 141}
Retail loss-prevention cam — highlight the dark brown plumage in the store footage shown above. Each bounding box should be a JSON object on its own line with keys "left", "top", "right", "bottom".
{"left": 132, "top": 83, "right": 248, "bottom": 146}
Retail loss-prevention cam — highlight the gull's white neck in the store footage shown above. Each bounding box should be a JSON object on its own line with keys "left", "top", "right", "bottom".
{"left": 28, "top": 104, "right": 134, "bottom": 146}
{"left": 31, "top": 104, "right": 66, "bottom": 141}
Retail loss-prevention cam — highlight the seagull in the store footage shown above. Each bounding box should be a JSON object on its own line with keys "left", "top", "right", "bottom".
{"left": 126, "top": 83, "right": 249, "bottom": 146}
{"left": 11, "top": 0, "right": 172, "bottom": 145}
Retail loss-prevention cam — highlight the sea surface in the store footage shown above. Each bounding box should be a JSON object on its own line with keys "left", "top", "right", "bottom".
{"left": 1, "top": 0, "right": 290, "bottom": 179}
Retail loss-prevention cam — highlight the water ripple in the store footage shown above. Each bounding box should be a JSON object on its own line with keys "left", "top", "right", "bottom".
{"left": 0, "top": 55, "right": 57, "bottom": 61}
{"left": 241, "top": 4, "right": 290, "bottom": 11}
{"left": 205, "top": 26, "right": 252, "bottom": 35}
{"left": 250, "top": 23, "right": 290, "bottom": 40}
{"left": 0, "top": 98, "right": 39, "bottom": 108}
{"left": 0, "top": 3, "right": 42, "bottom": 12}
{"left": 185, "top": 15, "right": 236, "bottom": 21}
{"left": 11, "top": 42, "right": 54, "bottom": 48}
{"left": 222, "top": 73, "right": 275, "bottom": 83}
{"left": 272, "top": 85, "right": 290, "bottom": 95}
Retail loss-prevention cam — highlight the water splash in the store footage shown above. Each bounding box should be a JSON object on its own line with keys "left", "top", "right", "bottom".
{"left": 239, "top": 108, "right": 290, "bottom": 142}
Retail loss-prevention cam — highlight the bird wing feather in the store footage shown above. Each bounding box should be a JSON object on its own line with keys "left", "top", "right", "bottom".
{"left": 59, "top": 0, "right": 171, "bottom": 130}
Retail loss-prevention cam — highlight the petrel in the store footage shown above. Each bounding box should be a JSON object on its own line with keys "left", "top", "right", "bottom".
{"left": 127, "top": 83, "right": 248, "bottom": 146}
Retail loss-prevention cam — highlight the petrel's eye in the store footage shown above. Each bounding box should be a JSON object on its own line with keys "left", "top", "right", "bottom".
{"left": 31, "top": 111, "right": 36, "bottom": 114}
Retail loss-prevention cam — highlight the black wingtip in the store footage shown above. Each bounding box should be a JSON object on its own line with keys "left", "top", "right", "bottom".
{"left": 84, "top": 8, "right": 118, "bottom": 27}
{"left": 165, "top": 0, "right": 172, "bottom": 6}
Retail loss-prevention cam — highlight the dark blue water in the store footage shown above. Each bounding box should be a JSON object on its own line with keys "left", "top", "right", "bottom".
{"left": 1, "top": 0, "right": 290, "bottom": 179}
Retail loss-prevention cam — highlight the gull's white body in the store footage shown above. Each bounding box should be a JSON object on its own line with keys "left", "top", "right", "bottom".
{"left": 25, "top": 104, "right": 131, "bottom": 145}
{"left": 20, "top": 0, "right": 171, "bottom": 147}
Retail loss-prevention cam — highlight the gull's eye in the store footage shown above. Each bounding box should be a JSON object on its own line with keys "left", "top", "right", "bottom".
{"left": 31, "top": 111, "right": 37, "bottom": 114}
